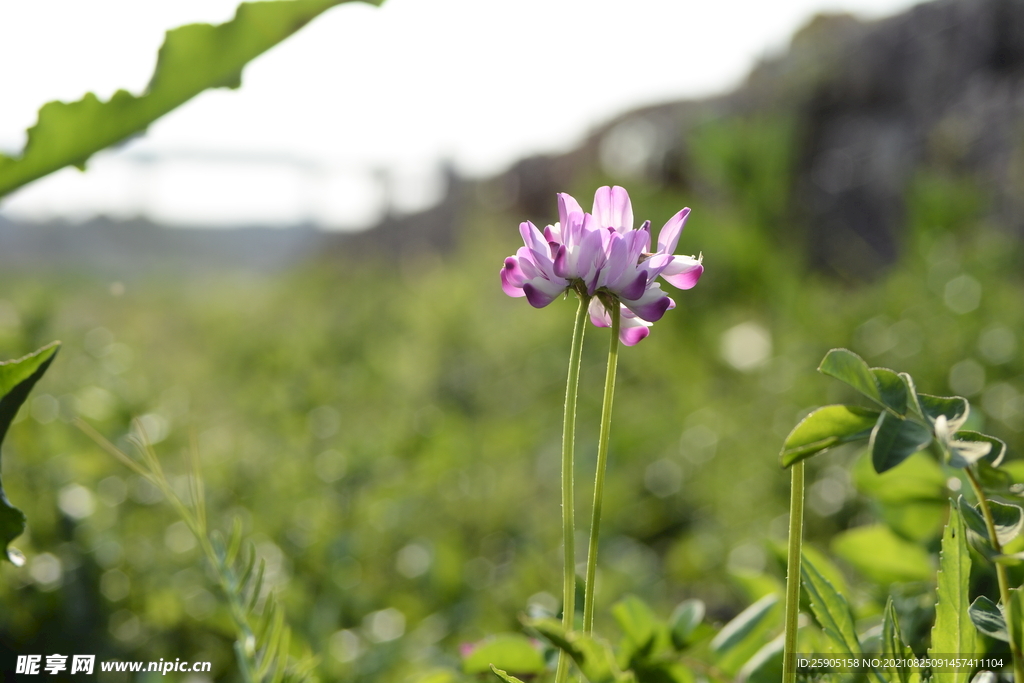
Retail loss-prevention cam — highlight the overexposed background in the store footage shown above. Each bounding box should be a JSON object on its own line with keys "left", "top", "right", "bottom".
{"left": 0, "top": 0, "right": 922, "bottom": 228}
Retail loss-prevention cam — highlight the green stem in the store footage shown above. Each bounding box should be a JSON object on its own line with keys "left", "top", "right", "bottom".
{"left": 783, "top": 461, "right": 804, "bottom": 683}
{"left": 583, "top": 303, "right": 620, "bottom": 634}
{"left": 555, "top": 294, "right": 589, "bottom": 683}
{"left": 966, "top": 468, "right": 1024, "bottom": 681}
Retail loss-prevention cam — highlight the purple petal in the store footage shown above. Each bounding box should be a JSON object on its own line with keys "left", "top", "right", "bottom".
{"left": 597, "top": 234, "right": 629, "bottom": 289}
{"left": 552, "top": 244, "right": 569, "bottom": 278}
{"left": 660, "top": 257, "right": 703, "bottom": 290}
{"left": 657, "top": 208, "right": 690, "bottom": 254}
{"left": 500, "top": 258, "right": 528, "bottom": 297}
{"left": 519, "top": 221, "right": 546, "bottom": 253}
{"left": 617, "top": 271, "right": 648, "bottom": 300}
{"left": 620, "top": 323, "right": 650, "bottom": 346}
{"left": 558, "top": 193, "right": 584, "bottom": 230}
{"left": 523, "top": 278, "right": 566, "bottom": 308}
{"left": 592, "top": 186, "right": 633, "bottom": 232}
{"left": 588, "top": 298, "right": 612, "bottom": 327}
{"left": 622, "top": 286, "right": 672, "bottom": 322}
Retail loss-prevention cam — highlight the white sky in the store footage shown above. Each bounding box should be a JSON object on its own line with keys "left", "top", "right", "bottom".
{"left": 0, "top": 0, "right": 922, "bottom": 228}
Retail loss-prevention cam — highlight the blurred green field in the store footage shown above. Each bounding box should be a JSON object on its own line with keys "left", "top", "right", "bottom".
{"left": 1, "top": 116, "right": 1023, "bottom": 682}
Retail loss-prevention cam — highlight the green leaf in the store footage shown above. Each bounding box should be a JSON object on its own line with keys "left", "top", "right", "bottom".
{"left": 918, "top": 394, "right": 969, "bottom": 432}
{"left": 612, "top": 594, "right": 658, "bottom": 655}
{"left": 489, "top": 665, "right": 526, "bottom": 683}
{"left": 524, "top": 618, "right": 627, "bottom": 683}
{"left": 869, "top": 411, "right": 933, "bottom": 473}
{"left": 929, "top": 506, "right": 977, "bottom": 683}
{"left": 831, "top": 525, "right": 933, "bottom": 584}
{"left": 901, "top": 372, "right": 924, "bottom": 418}
{"left": 709, "top": 594, "right": 781, "bottom": 675}
{"left": 779, "top": 405, "right": 879, "bottom": 467}
{"left": 968, "top": 596, "right": 1008, "bottom": 643}
{"left": 882, "top": 597, "right": 921, "bottom": 683}
{"left": 970, "top": 673, "right": 997, "bottom": 683}
{"left": 800, "top": 552, "right": 861, "bottom": 657}
{"left": 954, "top": 431, "right": 1007, "bottom": 468}
{"left": 463, "top": 634, "right": 545, "bottom": 676}
{"left": 0, "top": 342, "right": 60, "bottom": 564}
{"left": 0, "top": 0, "right": 379, "bottom": 198}
{"left": 669, "top": 599, "right": 705, "bottom": 649}
{"left": 818, "top": 348, "right": 879, "bottom": 402}
{"left": 736, "top": 635, "right": 784, "bottom": 683}
{"left": 874, "top": 368, "right": 909, "bottom": 415}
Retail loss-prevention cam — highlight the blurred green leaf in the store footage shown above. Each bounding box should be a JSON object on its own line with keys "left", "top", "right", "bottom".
{"left": 0, "top": 342, "right": 60, "bottom": 564}
{"left": 869, "top": 412, "right": 932, "bottom": 474}
{"left": 929, "top": 506, "right": 977, "bottom": 682}
{"left": 669, "top": 599, "right": 705, "bottom": 650}
{"left": 779, "top": 404, "right": 878, "bottom": 467}
{"left": 736, "top": 635, "right": 783, "bottom": 683}
{"left": 968, "top": 596, "right": 1008, "bottom": 643}
{"left": 800, "top": 551, "right": 861, "bottom": 657}
{"left": 463, "top": 634, "right": 545, "bottom": 676}
{"left": 831, "top": 525, "right": 932, "bottom": 584}
{"left": 710, "top": 594, "right": 780, "bottom": 675}
{"left": 612, "top": 594, "right": 659, "bottom": 656}
{"left": 853, "top": 451, "right": 948, "bottom": 504}
{"left": 0, "top": 0, "right": 379, "bottom": 198}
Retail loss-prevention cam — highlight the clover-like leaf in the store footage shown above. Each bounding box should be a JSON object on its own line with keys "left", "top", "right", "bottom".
{"left": 869, "top": 412, "right": 932, "bottom": 474}
{"left": 818, "top": 349, "right": 907, "bottom": 415}
{"left": 968, "top": 596, "right": 1008, "bottom": 643}
{"left": 0, "top": 0, "right": 380, "bottom": 198}
{"left": 918, "top": 393, "right": 969, "bottom": 432}
{"left": 780, "top": 405, "right": 879, "bottom": 467}
{"left": 1, "top": 342, "right": 60, "bottom": 563}
{"left": 954, "top": 431, "right": 1007, "bottom": 468}
{"left": 958, "top": 496, "right": 1023, "bottom": 549}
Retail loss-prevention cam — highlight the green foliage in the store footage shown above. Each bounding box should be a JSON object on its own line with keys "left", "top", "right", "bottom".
{"left": 780, "top": 405, "right": 878, "bottom": 467}
{"left": 0, "top": 0, "right": 379, "bottom": 199}
{"left": 882, "top": 597, "right": 922, "bottom": 683}
{"left": 929, "top": 506, "right": 977, "bottom": 683}
{"left": 463, "top": 635, "right": 545, "bottom": 676}
{"left": 799, "top": 553, "right": 861, "bottom": 658}
{"left": 0, "top": 342, "right": 59, "bottom": 564}
{"left": 831, "top": 525, "right": 932, "bottom": 584}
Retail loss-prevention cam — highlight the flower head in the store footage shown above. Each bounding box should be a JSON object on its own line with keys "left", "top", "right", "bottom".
{"left": 501, "top": 186, "right": 703, "bottom": 345}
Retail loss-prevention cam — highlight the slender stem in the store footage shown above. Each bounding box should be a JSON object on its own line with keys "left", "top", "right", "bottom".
{"left": 583, "top": 303, "right": 620, "bottom": 634}
{"left": 783, "top": 461, "right": 805, "bottom": 683}
{"left": 966, "top": 468, "right": 1024, "bottom": 681}
{"left": 555, "top": 294, "right": 589, "bottom": 683}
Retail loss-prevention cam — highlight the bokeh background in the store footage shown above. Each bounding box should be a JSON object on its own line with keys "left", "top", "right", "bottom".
{"left": 2, "top": 0, "right": 1024, "bottom": 680}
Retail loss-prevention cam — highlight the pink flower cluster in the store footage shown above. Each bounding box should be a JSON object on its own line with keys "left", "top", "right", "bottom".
{"left": 501, "top": 186, "right": 703, "bottom": 345}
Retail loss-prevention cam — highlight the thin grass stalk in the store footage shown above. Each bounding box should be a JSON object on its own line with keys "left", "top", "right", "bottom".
{"left": 783, "top": 460, "right": 804, "bottom": 683}
{"left": 554, "top": 294, "right": 590, "bottom": 683}
{"left": 583, "top": 303, "right": 620, "bottom": 634}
